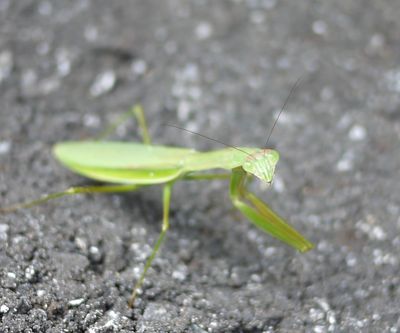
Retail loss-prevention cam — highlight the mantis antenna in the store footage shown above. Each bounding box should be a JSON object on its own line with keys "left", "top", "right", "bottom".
{"left": 166, "top": 77, "right": 302, "bottom": 152}
{"left": 164, "top": 123, "right": 251, "bottom": 156}
{"left": 264, "top": 76, "right": 303, "bottom": 148}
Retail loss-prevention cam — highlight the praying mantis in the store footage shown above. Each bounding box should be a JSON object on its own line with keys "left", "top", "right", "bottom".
{"left": 1, "top": 96, "right": 314, "bottom": 307}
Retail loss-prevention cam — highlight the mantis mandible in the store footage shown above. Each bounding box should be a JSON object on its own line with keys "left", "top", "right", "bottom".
{"left": 1, "top": 94, "right": 313, "bottom": 307}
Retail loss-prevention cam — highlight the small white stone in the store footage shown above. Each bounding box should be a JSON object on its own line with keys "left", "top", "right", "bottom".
{"left": 37, "top": 290, "right": 46, "bottom": 297}
{"left": 320, "top": 86, "right": 334, "bottom": 101}
{"left": 348, "top": 124, "right": 367, "bottom": 141}
{"left": 38, "top": 1, "right": 52, "bottom": 16}
{"left": 371, "top": 226, "right": 387, "bottom": 241}
{"left": 75, "top": 237, "right": 87, "bottom": 251}
{"left": 0, "top": 50, "right": 13, "bottom": 82}
{"left": 272, "top": 175, "right": 285, "bottom": 193}
{"left": 84, "top": 25, "right": 99, "bottom": 41}
{"left": 56, "top": 48, "right": 72, "bottom": 77}
{"left": 0, "top": 305, "right": 9, "bottom": 313}
{"left": 312, "top": 20, "right": 328, "bottom": 35}
{"left": 25, "top": 266, "right": 35, "bottom": 280}
{"left": 264, "top": 247, "right": 277, "bottom": 257}
{"left": 195, "top": 22, "right": 213, "bottom": 40}
{"left": 90, "top": 70, "right": 116, "bottom": 97}
{"left": 177, "top": 100, "right": 191, "bottom": 121}
{"left": 336, "top": 151, "right": 354, "bottom": 172}
{"left": 346, "top": 253, "right": 358, "bottom": 267}
{"left": 336, "top": 159, "right": 352, "bottom": 172}
{"left": 21, "top": 69, "right": 38, "bottom": 88}
{"left": 131, "top": 59, "right": 148, "bottom": 75}
{"left": 369, "top": 33, "right": 385, "bottom": 49}
{"left": 314, "top": 297, "right": 331, "bottom": 312}
{"left": 68, "top": 298, "right": 85, "bottom": 307}
{"left": 250, "top": 11, "right": 265, "bottom": 24}
{"left": 89, "top": 246, "right": 100, "bottom": 255}
{"left": 181, "top": 63, "right": 199, "bottom": 82}
{"left": 172, "top": 265, "right": 188, "bottom": 281}
{"left": 0, "top": 224, "right": 9, "bottom": 233}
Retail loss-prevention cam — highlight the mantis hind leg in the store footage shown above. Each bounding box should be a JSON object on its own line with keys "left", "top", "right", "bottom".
{"left": 229, "top": 167, "right": 313, "bottom": 253}
{"left": 128, "top": 182, "right": 173, "bottom": 307}
{"left": 0, "top": 184, "right": 141, "bottom": 213}
{"left": 97, "top": 104, "right": 151, "bottom": 144}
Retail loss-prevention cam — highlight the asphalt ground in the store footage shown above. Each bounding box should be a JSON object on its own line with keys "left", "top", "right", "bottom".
{"left": 0, "top": 1, "right": 399, "bottom": 332}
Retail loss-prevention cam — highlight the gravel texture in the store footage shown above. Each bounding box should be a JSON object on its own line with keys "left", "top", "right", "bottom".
{"left": 1, "top": 1, "right": 400, "bottom": 332}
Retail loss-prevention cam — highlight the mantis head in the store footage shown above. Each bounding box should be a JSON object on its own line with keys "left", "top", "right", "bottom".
{"left": 242, "top": 149, "right": 280, "bottom": 183}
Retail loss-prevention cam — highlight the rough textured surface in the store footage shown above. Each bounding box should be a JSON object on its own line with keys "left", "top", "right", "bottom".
{"left": 1, "top": 1, "right": 399, "bottom": 332}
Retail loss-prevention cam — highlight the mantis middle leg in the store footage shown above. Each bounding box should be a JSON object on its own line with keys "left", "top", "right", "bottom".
{"left": 128, "top": 182, "right": 173, "bottom": 307}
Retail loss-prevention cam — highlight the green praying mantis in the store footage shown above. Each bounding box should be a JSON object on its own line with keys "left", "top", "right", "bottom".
{"left": 1, "top": 88, "right": 313, "bottom": 307}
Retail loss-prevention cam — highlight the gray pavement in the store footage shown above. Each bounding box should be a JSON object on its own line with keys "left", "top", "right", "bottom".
{"left": 1, "top": 1, "right": 399, "bottom": 332}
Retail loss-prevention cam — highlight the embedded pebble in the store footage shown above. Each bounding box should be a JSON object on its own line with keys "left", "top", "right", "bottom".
{"left": 272, "top": 175, "right": 285, "bottom": 193}
{"left": 372, "top": 249, "right": 398, "bottom": 266}
{"left": 84, "top": 25, "right": 99, "bottom": 41}
{"left": 0, "top": 304, "right": 9, "bottom": 313}
{"left": 250, "top": 11, "right": 265, "bottom": 24}
{"left": 88, "top": 245, "right": 103, "bottom": 263}
{"left": 75, "top": 237, "right": 88, "bottom": 251}
{"left": 68, "top": 298, "right": 85, "bottom": 307}
{"left": 90, "top": 70, "right": 116, "bottom": 97}
{"left": 195, "top": 22, "right": 213, "bottom": 40}
{"left": 312, "top": 20, "right": 328, "bottom": 35}
{"left": 348, "top": 124, "right": 367, "bottom": 141}
{"left": 87, "top": 310, "right": 127, "bottom": 332}
{"left": 131, "top": 59, "right": 148, "bottom": 76}
{"left": 55, "top": 48, "right": 73, "bottom": 77}
{"left": 336, "top": 151, "right": 354, "bottom": 172}
{"left": 0, "top": 50, "right": 13, "bottom": 82}
{"left": 38, "top": 1, "right": 52, "bottom": 16}
{"left": 21, "top": 69, "right": 38, "bottom": 88}
{"left": 346, "top": 253, "right": 358, "bottom": 267}
{"left": 0, "top": 223, "right": 9, "bottom": 239}
{"left": 367, "top": 33, "right": 385, "bottom": 54}
{"left": 356, "top": 216, "right": 387, "bottom": 241}
{"left": 25, "top": 266, "right": 36, "bottom": 281}
{"left": 36, "top": 290, "right": 46, "bottom": 297}
{"left": 130, "top": 242, "right": 152, "bottom": 261}
{"left": 172, "top": 264, "right": 188, "bottom": 281}
{"left": 143, "top": 303, "right": 171, "bottom": 321}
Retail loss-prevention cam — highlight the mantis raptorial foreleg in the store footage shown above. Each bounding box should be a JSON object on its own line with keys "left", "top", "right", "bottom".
{"left": 230, "top": 167, "right": 312, "bottom": 253}
{"left": 128, "top": 182, "right": 173, "bottom": 307}
{"left": 0, "top": 184, "right": 141, "bottom": 213}
{"left": 97, "top": 105, "right": 151, "bottom": 144}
